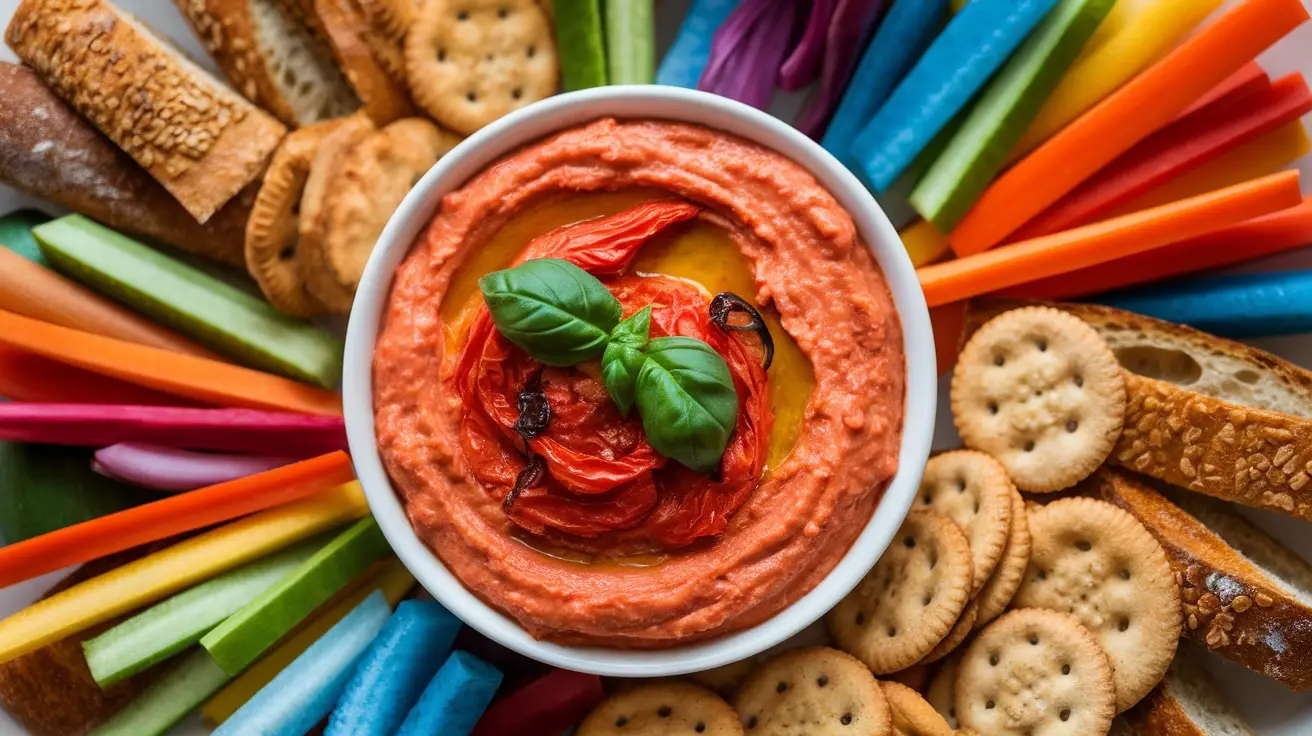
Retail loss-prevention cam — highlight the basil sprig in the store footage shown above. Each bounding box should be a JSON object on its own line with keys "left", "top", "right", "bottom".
{"left": 478, "top": 259, "right": 621, "bottom": 366}
{"left": 480, "top": 260, "right": 740, "bottom": 473}
{"left": 635, "top": 337, "right": 739, "bottom": 473}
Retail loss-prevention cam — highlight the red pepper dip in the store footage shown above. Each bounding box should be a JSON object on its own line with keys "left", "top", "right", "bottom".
{"left": 374, "top": 119, "right": 905, "bottom": 647}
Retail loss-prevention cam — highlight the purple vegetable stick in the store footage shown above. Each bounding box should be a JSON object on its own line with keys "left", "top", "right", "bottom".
{"left": 93, "top": 443, "right": 300, "bottom": 492}
{"left": 779, "top": 0, "right": 839, "bottom": 91}
{"left": 796, "top": 0, "right": 889, "bottom": 138}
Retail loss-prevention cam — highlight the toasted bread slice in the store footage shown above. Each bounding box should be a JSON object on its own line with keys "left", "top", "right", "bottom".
{"left": 1097, "top": 468, "right": 1312, "bottom": 690}
{"left": 1125, "top": 644, "right": 1257, "bottom": 736}
{"left": 968, "top": 299, "right": 1312, "bottom": 521}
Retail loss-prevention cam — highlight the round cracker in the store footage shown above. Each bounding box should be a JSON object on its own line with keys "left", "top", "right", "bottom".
{"left": 923, "top": 654, "right": 959, "bottom": 729}
{"left": 884, "top": 663, "right": 932, "bottom": 693}
{"left": 734, "top": 647, "right": 890, "bottom": 735}
{"left": 579, "top": 681, "right": 742, "bottom": 735}
{"left": 305, "top": 118, "right": 460, "bottom": 311}
{"left": 880, "top": 681, "right": 954, "bottom": 736}
{"left": 922, "top": 599, "right": 976, "bottom": 664}
{"left": 1012, "top": 497, "right": 1180, "bottom": 712}
{"left": 359, "top": 0, "right": 412, "bottom": 43}
{"left": 919, "top": 451, "right": 1013, "bottom": 594}
{"left": 298, "top": 114, "right": 376, "bottom": 313}
{"left": 951, "top": 306, "right": 1126, "bottom": 493}
{"left": 827, "top": 511, "right": 973, "bottom": 674}
{"left": 404, "top": 0, "right": 558, "bottom": 134}
{"left": 245, "top": 121, "right": 343, "bottom": 317}
{"left": 972, "top": 487, "right": 1031, "bottom": 628}
{"left": 956, "top": 608, "right": 1116, "bottom": 736}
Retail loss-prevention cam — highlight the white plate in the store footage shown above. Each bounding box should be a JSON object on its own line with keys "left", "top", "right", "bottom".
{"left": 0, "top": 0, "right": 1309, "bottom": 732}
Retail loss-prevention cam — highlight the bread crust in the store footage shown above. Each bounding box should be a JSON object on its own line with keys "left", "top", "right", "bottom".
{"left": 175, "top": 0, "right": 294, "bottom": 125}
{"left": 1097, "top": 468, "right": 1312, "bottom": 691}
{"left": 313, "top": 0, "right": 413, "bottom": 124}
{"left": 0, "top": 62, "right": 249, "bottom": 266}
{"left": 7, "top": 0, "right": 286, "bottom": 223}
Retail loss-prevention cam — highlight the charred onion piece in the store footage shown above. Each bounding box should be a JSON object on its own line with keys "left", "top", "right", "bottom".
{"left": 513, "top": 372, "right": 551, "bottom": 454}
{"left": 504, "top": 455, "right": 546, "bottom": 511}
{"left": 710, "top": 292, "right": 774, "bottom": 369}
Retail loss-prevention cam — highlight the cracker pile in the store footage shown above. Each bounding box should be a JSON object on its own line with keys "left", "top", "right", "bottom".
{"left": 246, "top": 0, "right": 559, "bottom": 315}
{"left": 246, "top": 114, "right": 460, "bottom": 315}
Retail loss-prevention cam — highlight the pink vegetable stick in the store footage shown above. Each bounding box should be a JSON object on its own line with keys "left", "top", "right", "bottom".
{"left": 0, "top": 404, "right": 348, "bottom": 456}
{"left": 94, "top": 443, "right": 300, "bottom": 492}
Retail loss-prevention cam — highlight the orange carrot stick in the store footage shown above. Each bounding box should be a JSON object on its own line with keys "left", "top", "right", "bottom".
{"left": 931, "top": 304, "right": 966, "bottom": 376}
{"left": 0, "top": 452, "right": 355, "bottom": 589}
{"left": 948, "top": 0, "right": 1309, "bottom": 256}
{"left": 0, "top": 248, "right": 220, "bottom": 360}
{"left": 0, "top": 345, "right": 193, "bottom": 405}
{"left": 0, "top": 310, "right": 342, "bottom": 416}
{"left": 920, "top": 171, "right": 1302, "bottom": 307}
{"left": 1173, "top": 61, "right": 1268, "bottom": 121}
{"left": 1001, "top": 196, "right": 1312, "bottom": 301}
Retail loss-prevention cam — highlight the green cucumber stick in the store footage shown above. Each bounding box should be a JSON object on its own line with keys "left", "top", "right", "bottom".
{"left": 89, "top": 650, "right": 232, "bottom": 736}
{"left": 200, "top": 516, "right": 390, "bottom": 675}
{"left": 82, "top": 534, "right": 330, "bottom": 687}
{"left": 553, "top": 0, "right": 608, "bottom": 89}
{"left": 910, "top": 0, "right": 1117, "bottom": 232}
{"left": 606, "top": 0, "right": 656, "bottom": 84}
{"left": 31, "top": 215, "right": 344, "bottom": 388}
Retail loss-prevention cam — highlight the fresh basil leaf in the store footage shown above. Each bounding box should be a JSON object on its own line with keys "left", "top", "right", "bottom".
{"left": 601, "top": 307, "right": 652, "bottom": 417}
{"left": 636, "top": 336, "right": 738, "bottom": 473}
{"left": 478, "top": 259, "right": 622, "bottom": 366}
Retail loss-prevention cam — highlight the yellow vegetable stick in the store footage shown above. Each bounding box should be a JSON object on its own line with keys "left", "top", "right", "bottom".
{"left": 901, "top": 220, "right": 953, "bottom": 267}
{"left": 1104, "top": 122, "right": 1311, "bottom": 217}
{"left": 201, "top": 557, "right": 416, "bottom": 725}
{"left": 0, "top": 483, "right": 368, "bottom": 664}
{"left": 1010, "top": 0, "right": 1224, "bottom": 160}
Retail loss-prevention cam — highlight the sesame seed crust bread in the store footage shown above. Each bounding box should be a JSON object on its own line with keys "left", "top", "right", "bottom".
{"left": 0, "top": 63, "right": 250, "bottom": 267}
{"left": 966, "top": 299, "right": 1312, "bottom": 521}
{"left": 1123, "top": 645, "right": 1257, "bottom": 736}
{"left": 7, "top": 0, "right": 287, "bottom": 224}
{"left": 1096, "top": 468, "right": 1312, "bottom": 691}
{"left": 172, "top": 0, "right": 361, "bottom": 127}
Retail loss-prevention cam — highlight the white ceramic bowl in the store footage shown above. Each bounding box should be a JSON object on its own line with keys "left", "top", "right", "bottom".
{"left": 344, "top": 86, "right": 937, "bottom": 677}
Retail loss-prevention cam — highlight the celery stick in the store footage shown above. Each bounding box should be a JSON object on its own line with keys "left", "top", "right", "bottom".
{"left": 911, "top": 0, "right": 1116, "bottom": 231}
{"left": 32, "top": 215, "right": 344, "bottom": 388}
{"left": 200, "top": 516, "right": 389, "bottom": 674}
{"left": 213, "top": 591, "right": 391, "bottom": 736}
{"left": 552, "top": 0, "right": 608, "bottom": 90}
{"left": 605, "top": 0, "right": 656, "bottom": 84}
{"left": 82, "top": 534, "right": 328, "bottom": 687}
{"left": 90, "top": 649, "right": 231, "bottom": 736}
{"left": 325, "top": 600, "right": 462, "bottom": 736}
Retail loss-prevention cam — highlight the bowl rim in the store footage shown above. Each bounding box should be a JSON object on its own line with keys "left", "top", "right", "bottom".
{"left": 343, "top": 85, "right": 936, "bottom": 677}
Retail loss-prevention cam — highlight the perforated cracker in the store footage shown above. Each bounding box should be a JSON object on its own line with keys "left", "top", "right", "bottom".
{"left": 880, "top": 681, "right": 954, "bottom": 736}
{"left": 956, "top": 609, "right": 1116, "bottom": 736}
{"left": 972, "top": 487, "right": 1031, "bottom": 628}
{"left": 578, "top": 681, "right": 742, "bottom": 735}
{"left": 404, "top": 0, "right": 558, "bottom": 134}
{"left": 952, "top": 306, "right": 1126, "bottom": 492}
{"left": 919, "top": 450, "right": 1013, "bottom": 594}
{"left": 734, "top": 647, "right": 891, "bottom": 735}
{"left": 827, "top": 511, "right": 973, "bottom": 674}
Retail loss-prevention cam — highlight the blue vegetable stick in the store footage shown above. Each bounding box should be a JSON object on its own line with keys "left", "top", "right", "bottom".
{"left": 822, "top": 0, "right": 948, "bottom": 178}
{"left": 1097, "top": 270, "right": 1312, "bottom": 340}
{"left": 326, "top": 599, "right": 463, "bottom": 736}
{"left": 214, "top": 590, "right": 391, "bottom": 736}
{"left": 656, "top": 0, "right": 743, "bottom": 88}
{"left": 397, "top": 650, "right": 503, "bottom": 736}
{"left": 851, "top": 0, "right": 1061, "bottom": 191}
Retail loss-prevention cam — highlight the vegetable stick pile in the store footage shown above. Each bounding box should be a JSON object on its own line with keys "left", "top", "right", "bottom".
{"left": 0, "top": 0, "right": 1309, "bottom": 734}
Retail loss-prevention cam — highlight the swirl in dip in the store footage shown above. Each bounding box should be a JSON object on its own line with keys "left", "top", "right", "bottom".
{"left": 373, "top": 119, "right": 905, "bottom": 647}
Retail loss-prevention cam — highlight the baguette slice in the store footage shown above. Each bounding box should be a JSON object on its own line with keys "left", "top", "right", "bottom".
{"left": 0, "top": 63, "right": 249, "bottom": 267}
{"left": 1125, "top": 644, "right": 1257, "bottom": 736}
{"left": 1097, "top": 468, "right": 1312, "bottom": 691}
{"left": 968, "top": 299, "right": 1312, "bottom": 520}
{"left": 7, "top": 0, "right": 287, "bottom": 223}
{"left": 173, "top": 0, "right": 361, "bottom": 127}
